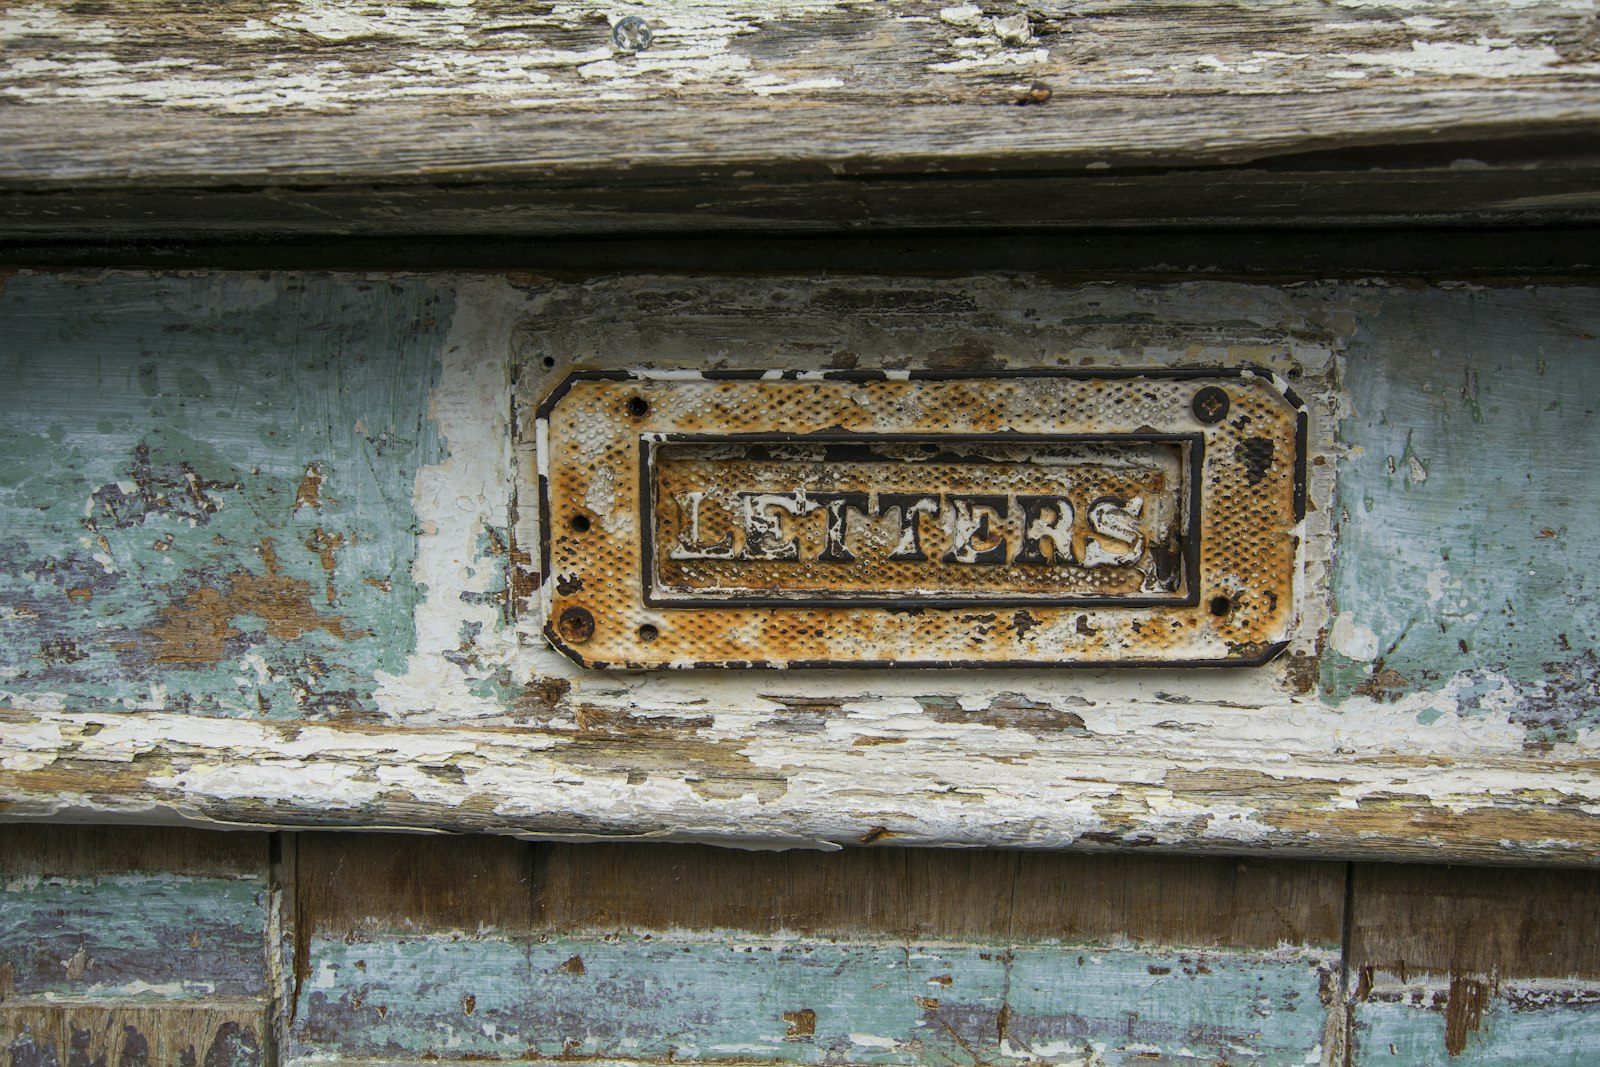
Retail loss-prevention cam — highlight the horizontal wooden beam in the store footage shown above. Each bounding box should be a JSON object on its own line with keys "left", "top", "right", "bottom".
{"left": 4, "top": 1, "right": 1600, "bottom": 236}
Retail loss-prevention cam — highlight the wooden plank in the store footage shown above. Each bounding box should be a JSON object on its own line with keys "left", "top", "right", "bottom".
{"left": 295, "top": 832, "right": 534, "bottom": 935}
{"left": 0, "top": 826, "right": 270, "bottom": 1000}
{"left": 2, "top": 271, "right": 1600, "bottom": 863}
{"left": 289, "top": 836, "right": 1343, "bottom": 1065}
{"left": 1349, "top": 864, "right": 1600, "bottom": 980}
{"left": 535, "top": 843, "right": 1344, "bottom": 947}
{"left": 0, "top": 1003, "right": 268, "bottom": 1067}
{"left": 3, "top": 1, "right": 1600, "bottom": 235}
{"left": 0, "top": 825, "right": 267, "bottom": 877}
{"left": 291, "top": 934, "right": 1337, "bottom": 1066}
{"left": 0, "top": 827, "right": 274, "bottom": 1067}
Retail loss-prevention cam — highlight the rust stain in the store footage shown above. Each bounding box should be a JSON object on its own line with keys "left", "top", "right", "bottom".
{"left": 858, "top": 825, "right": 893, "bottom": 843}
{"left": 1354, "top": 667, "right": 1413, "bottom": 699}
{"left": 462, "top": 993, "right": 477, "bottom": 1016}
{"left": 66, "top": 586, "right": 93, "bottom": 603}
{"left": 515, "top": 676, "right": 572, "bottom": 718}
{"left": 782, "top": 1009, "right": 816, "bottom": 1038}
{"left": 558, "top": 955, "right": 586, "bottom": 975}
{"left": 294, "top": 464, "right": 324, "bottom": 511}
{"left": 927, "top": 341, "right": 1000, "bottom": 370}
{"left": 1443, "top": 974, "right": 1491, "bottom": 1056}
{"left": 507, "top": 527, "right": 538, "bottom": 617}
{"left": 132, "top": 538, "right": 369, "bottom": 666}
{"left": 363, "top": 576, "right": 392, "bottom": 593}
{"left": 1281, "top": 650, "right": 1318, "bottom": 695}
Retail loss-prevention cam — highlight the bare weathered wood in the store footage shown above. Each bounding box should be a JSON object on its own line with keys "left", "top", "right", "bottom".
{"left": 294, "top": 832, "right": 534, "bottom": 935}
{"left": 534, "top": 842, "right": 1344, "bottom": 947}
{"left": 0, "top": 1003, "right": 268, "bottom": 1067}
{"left": 0, "top": 825, "right": 267, "bottom": 877}
{"left": 1350, "top": 864, "right": 1600, "bottom": 981}
{"left": 3, "top": 1, "right": 1600, "bottom": 235}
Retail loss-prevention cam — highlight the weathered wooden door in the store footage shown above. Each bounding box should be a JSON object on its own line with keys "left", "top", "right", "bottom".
{"left": 6, "top": 2, "right": 1600, "bottom": 1065}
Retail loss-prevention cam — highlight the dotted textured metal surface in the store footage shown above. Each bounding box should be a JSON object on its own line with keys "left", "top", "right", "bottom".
{"left": 537, "top": 371, "right": 1304, "bottom": 669}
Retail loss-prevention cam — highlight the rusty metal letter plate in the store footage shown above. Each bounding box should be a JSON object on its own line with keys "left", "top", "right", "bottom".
{"left": 537, "top": 370, "right": 1305, "bottom": 669}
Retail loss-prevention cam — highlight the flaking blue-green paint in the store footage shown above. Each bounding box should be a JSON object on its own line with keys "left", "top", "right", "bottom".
{"left": 293, "top": 935, "right": 1332, "bottom": 1065}
{"left": 1330, "top": 287, "right": 1600, "bottom": 737}
{"left": 1353, "top": 991, "right": 1600, "bottom": 1065}
{"left": 0, "top": 873, "right": 268, "bottom": 997}
{"left": 0, "top": 273, "right": 449, "bottom": 719}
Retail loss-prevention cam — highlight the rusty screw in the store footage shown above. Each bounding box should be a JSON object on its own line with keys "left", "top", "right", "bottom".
{"left": 612, "top": 16, "right": 653, "bottom": 52}
{"left": 1016, "top": 81, "right": 1053, "bottom": 106}
{"left": 1192, "top": 386, "right": 1230, "bottom": 425}
{"left": 557, "top": 606, "right": 596, "bottom": 644}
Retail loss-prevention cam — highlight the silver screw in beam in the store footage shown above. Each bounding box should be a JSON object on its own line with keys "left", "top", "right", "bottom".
{"left": 612, "top": 16, "right": 653, "bottom": 52}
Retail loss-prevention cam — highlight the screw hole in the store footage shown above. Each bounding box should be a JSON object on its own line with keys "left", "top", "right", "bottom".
{"left": 569, "top": 514, "right": 591, "bottom": 533}
{"left": 542, "top": 356, "right": 556, "bottom": 369}
{"left": 627, "top": 396, "right": 649, "bottom": 418}
{"left": 1286, "top": 365, "right": 1302, "bottom": 380}
{"left": 638, "top": 624, "right": 659, "bottom": 642}
{"left": 1209, "top": 595, "right": 1233, "bottom": 617}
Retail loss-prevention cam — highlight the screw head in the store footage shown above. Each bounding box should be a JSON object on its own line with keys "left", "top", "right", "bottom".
{"left": 557, "top": 606, "right": 596, "bottom": 644}
{"left": 612, "top": 16, "right": 653, "bottom": 52}
{"left": 1192, "top": 386, "right": 1230, "bottom": 424}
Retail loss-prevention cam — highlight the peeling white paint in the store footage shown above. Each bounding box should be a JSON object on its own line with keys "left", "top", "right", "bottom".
{"left": 374, "top": 278, "right": 522, "bottom": 723}
{"left": 1329, "top": 613, "right": 1380, "bottom": 661}
{"left": 1346, "top": 39, "right": 1600, "bottom": 79}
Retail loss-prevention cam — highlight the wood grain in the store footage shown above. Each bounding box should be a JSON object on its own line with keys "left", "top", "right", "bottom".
{"left": 4, "top": 1, "right": 1600, "bottom": 235}
{"left": 534, "top": 842, "right": 1345, "bottom": 948}
{"left": 0, "top": 825, "right": 267, "bottom": 877}
{"left": 0, "top": 1003, "right": 267, "bottom": 1067}
{"left": 294, "top": 832, "right": 535, "bottom": 935}
{"left": 1349, "top": 863, "right": 1600, "bottom": 980}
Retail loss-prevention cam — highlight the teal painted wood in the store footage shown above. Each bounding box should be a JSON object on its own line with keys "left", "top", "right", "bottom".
{"left": 1328, "top": 287, "right": 1600, "bottom": 737}
{"left": 0, "top": 873, "right": 268, "bottom": 997}
{"left": 1, "top": 272, "right": 1598, "bottom": 860}
{"left": 1353, "top": 988, "right": 1600, "bottom": 1066}
{"left": 291, "top": 935, "right": 1335, "bottom": 1066}
{"left": 0, "top": 273, "right": 448, "bottom": 720}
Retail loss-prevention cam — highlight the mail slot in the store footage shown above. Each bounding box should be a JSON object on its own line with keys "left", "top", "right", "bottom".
{"left": 537, "top": 369, "right": 1304, "bottom": 669}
